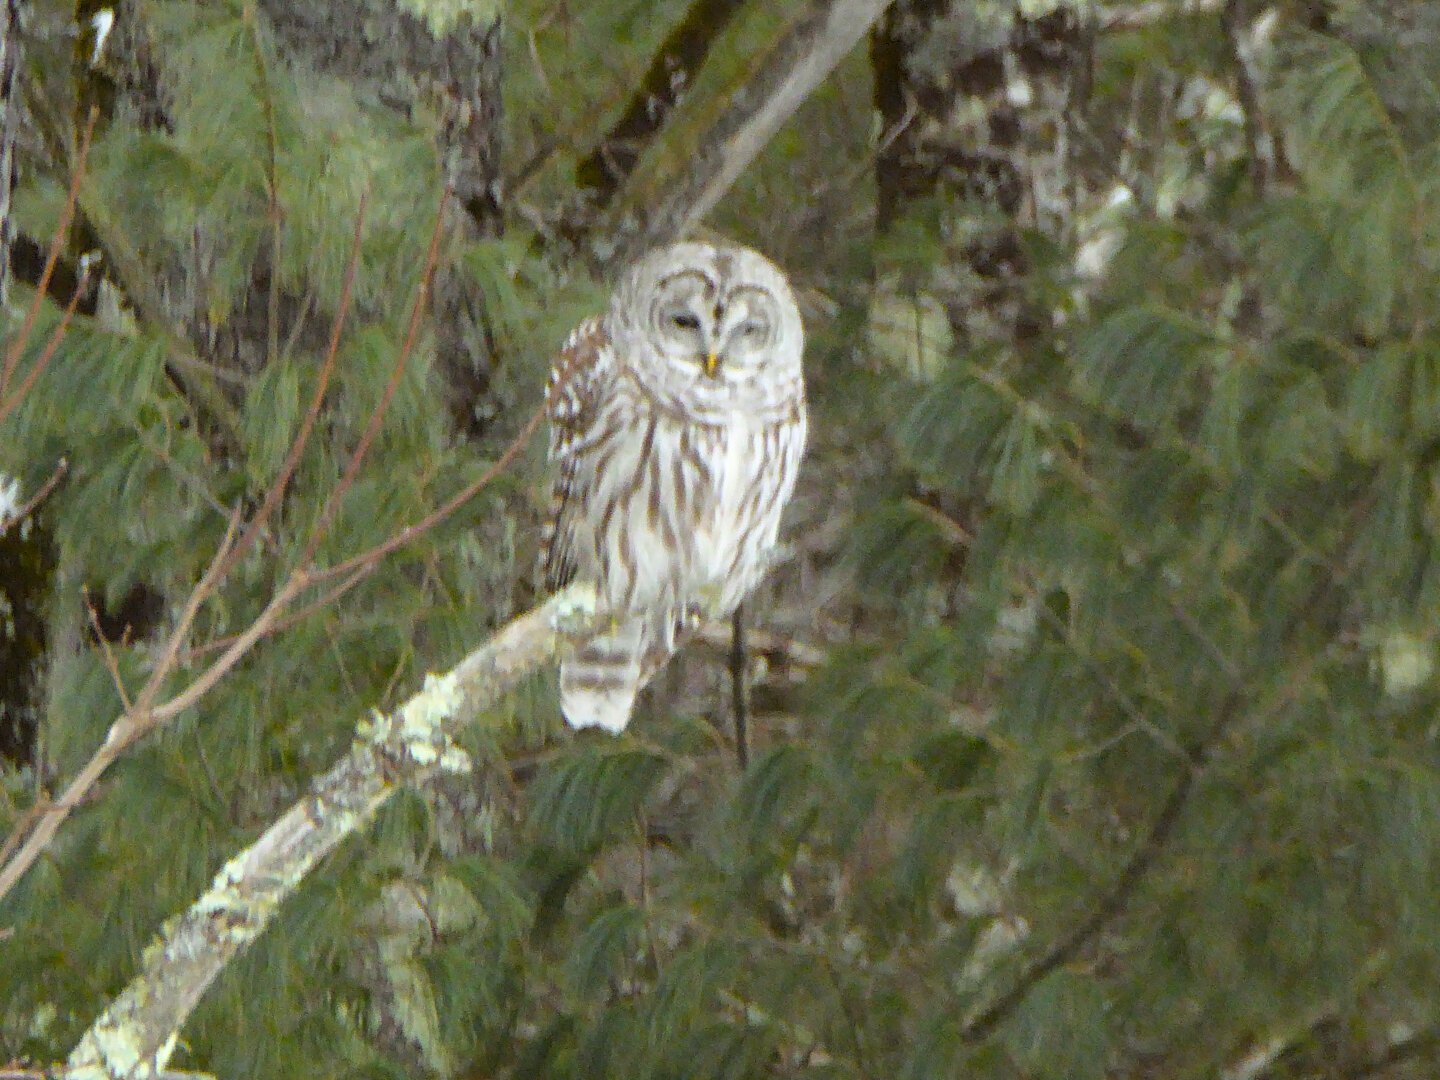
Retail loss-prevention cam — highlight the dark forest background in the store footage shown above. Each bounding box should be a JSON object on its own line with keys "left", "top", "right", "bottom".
{"left": 3, "top": 1, "right": 1440, "bottom": 1077}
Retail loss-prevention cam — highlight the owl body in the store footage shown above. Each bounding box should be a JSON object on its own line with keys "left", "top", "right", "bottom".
{"left": 545, "top": 242, "right": 807, "bottom": 732}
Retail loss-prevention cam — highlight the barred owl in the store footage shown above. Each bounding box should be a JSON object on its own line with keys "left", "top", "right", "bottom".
{"left": 544, "top": 241, "right": 807, "bottom": 732}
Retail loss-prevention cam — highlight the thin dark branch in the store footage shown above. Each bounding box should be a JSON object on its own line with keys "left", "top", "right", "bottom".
{"left": 730, "top": 603, "right": 749, "bottom": 770}
{"left": 8, "top": 233, "right": 101, "bottom": 314}
{"left": 0, "top": 0, "right": 21, "bottom": 309}
{"left": 63, "top": 585, "right": 604, "bottom": 1079}
{"left": 959, "top": 690, "right": 1245, "bottom": 1043}
{"left": 960, "top": 592, "right": 1340, "bottom": 1045}
{"left": 0, "top": 107, "right": 96, "bottom": 399}
{"left": 0, "top": 262, "right": 94, "bottom": 425}
{"left": 306, "top": 402, "right": 545, "bottom": 588}
{"left": 572, "top": 0, "right": 747, "bottom": 217}
{"left": 216, "top": 192, "right": 368, "bottom": 582}
{"left": 607, "top": 0, "right": 894, "bottom": 264}
{"left": 302, "top": 187, "right": 449, "bottom": 563}
{"left": 0, "top": 457, "right": 67, "bottom": 538}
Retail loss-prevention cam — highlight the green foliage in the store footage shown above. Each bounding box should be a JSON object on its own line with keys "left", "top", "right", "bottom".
{"left": 5, "top": 5, "right": 1440, "bottom": 1080}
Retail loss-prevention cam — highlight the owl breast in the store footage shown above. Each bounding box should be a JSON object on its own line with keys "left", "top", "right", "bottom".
{"left": 585, "top": 390, "right": 802, "bottom": 636}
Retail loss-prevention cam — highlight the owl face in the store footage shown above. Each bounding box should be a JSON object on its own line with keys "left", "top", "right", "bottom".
{"left": 612, "top": 242, "right": 804, "bottom": 418}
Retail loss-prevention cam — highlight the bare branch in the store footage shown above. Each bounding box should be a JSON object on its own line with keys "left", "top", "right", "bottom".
{"left": 1223, "top": 0, "right": 1276, "bottom": 193}
{"left": 607, "top": 0, "right": 894, "bottom": 263}
{"left": 0, "top": 509, "right": 247, "bottom": 904}
{"left": 307, "top": 401, "right": 545, "bottom": 588}
{"left": 219, "top": 192, "right": 368, "bottom": 580}
{"left": 0, "top": 261, "right": 94, "bottom": 425}
{"left": 729, "top": 605, "right": 749, "bottom": 770}
{"left": 0, "top": 457, "right": 67, "bottom": 538}
{"left": 84, "top": 589, "right": 134, "bottom": 712}
{"left": 571, "top": 0, "right": 747, "bottom": 221}
{"left": 64, "top": 585, "right": 603, "bottom": 1080}
{"left": 0, "top": 196, "right": 527, "bottom": 906}
{"left": 303, "top": 187, "right": 450, "bottom": 561}
{"left": 0, "top": 106, "right": 96, "bottom": 399}
{"left": 958, "top": 691, "right": 1243, "bottom": 1044}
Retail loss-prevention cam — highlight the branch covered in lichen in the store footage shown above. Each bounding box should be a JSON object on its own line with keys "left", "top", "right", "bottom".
{"left": 64, "top": 584, "right": 601, "bottom": 1080}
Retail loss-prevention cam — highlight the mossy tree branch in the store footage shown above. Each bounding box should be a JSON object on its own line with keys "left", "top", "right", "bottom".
{"left": 64, "top": 584, "right": 602, "bottom": 1080}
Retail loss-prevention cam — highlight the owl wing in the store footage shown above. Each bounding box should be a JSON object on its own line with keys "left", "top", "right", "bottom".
{"left": 543, "top": 316, "right": 609, "bottom": 592}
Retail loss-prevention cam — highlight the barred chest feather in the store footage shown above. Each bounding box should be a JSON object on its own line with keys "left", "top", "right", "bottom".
{"left": 594, "top": 396, "right": 801, "bottom": 622}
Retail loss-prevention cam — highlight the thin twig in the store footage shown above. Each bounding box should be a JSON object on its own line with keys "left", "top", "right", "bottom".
{"left": 959, "top": 690, "right": 1244, "bottom": 1043}
{"left": 0, "top": 457, "right": 67, "bottom": 537}
{"left": 0, "top": 187, "right": 490, "bottom": 909}
{"left": 303, "top": 187, "right": 450, "bottom": 564}
{"left": 1222, "top": 0, "right": 1273, "bottom": 194}
{"left": 0, "top": 106, "right": 96, "bottom": 398}
{"left": 83, "top": 589, "right": 134, "bottom": 711}
{"left": 691, "top": 621, "right": 826, "bottom": 669}
{"left": 182, "top": 397, "right": 543, "bottom": 664}
{"left": 242, "top": 0, "right": 284, "bottom": 370}
{"left": 0, "top": 798, "right": 46, "bottom": 870}
{"left": 730, "top": 604, "right": 749, "bottom": 770}
{"left": 180, "top": 563, "right": 370, "bottom": 663}
{"left": 216, "top": 192, "right": 368, "bottom": 581}
{"left": 960, "top": 639, "right": 1333, "bottom": 1044}
{"left": 0, "top": 262, "right": 93, "bottom": 425}
{"left": 63, "top": 585, "right": 603, "bottom": 1079}
{"left": 131, "top": 507, "right": 244, "bottom": 714}
{"left": 306, "top": 401, "right": 545, "bottom": 588}
{"left": 0, "top": 507, "right": 240, "bottom": 905}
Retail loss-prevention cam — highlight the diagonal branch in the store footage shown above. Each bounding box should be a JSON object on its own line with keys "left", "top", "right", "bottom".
{"left": 958, "top": 692, "right": 1243, "bottom": 1044}
{"left": 571, "top": 0, "right": 747, "bottom": 221}
{"left": 605, "top": 0, "right": 894, "bottom": 264}
{"left": 64, "top": 585, "right": 603, "bottom": 1080}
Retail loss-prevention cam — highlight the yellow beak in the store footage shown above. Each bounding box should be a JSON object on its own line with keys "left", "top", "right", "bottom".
{"left": 704, "top": 351, "right": 721, "bottom": 377}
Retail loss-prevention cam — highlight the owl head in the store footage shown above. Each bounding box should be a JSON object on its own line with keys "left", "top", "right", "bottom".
{"left": 610, "top": 241, "right": 804, "bottom": 419}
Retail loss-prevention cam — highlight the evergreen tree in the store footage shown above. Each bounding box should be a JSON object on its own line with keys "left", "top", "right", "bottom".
{"left": 3, "top": 1, "right": 1439, "bottom": 1077}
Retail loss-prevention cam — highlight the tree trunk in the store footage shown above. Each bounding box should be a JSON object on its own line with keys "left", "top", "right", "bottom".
{"left": 872, "top": 0, "right": 1089, "bottom": 347}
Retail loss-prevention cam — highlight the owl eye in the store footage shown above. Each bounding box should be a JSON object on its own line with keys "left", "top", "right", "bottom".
{"left": 669, "top": 310, "right": 701, "bottom": 331}
{"left": 738, "top": 319, "right": 768, "bottom": 339}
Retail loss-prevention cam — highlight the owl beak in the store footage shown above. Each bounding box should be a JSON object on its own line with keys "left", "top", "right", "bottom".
{"left": 703, "top": 350, "right": 721, "bottom": 377}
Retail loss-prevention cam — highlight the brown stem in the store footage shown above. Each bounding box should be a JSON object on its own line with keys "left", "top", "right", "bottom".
{"left": 1223, "top": 0, "right": 1273, "bottom": 194}
{"left": 0, "top": 264, "right": 92, "bottom": 424}
{"left": 303, "top": 187, "right": 450, "bottom": 564}
{"left": 218, "top": 192, "right": 368, "bottom": 581}
{"left": 0, "top": 107, "right": 96, "bottom": 398}
{"left": 0, "top": 457, "right": 68, "bottom": 537}
{"left": 307, "top": 401, "right": 546, "bottom": 588}
{"left": 730, "top": 604, "right": 749, "bottom": 770}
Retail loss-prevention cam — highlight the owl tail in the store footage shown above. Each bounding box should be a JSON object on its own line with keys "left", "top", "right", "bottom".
{"left": 560, "top": 617, "right": 651, "bottom": 733}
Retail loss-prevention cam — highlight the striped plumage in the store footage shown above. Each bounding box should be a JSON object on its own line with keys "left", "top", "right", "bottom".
{"left": 544, "top": 242, "right": 807, "bottom": 732}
